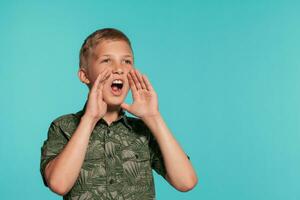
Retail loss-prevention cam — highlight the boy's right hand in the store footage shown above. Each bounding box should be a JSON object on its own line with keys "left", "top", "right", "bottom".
{"left": 83, "top": 68, "right": 111, "bottom": 123}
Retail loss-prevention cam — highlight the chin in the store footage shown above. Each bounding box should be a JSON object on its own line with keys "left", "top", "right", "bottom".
{"left": 106, "top": 99, "right": 123, "bottom": 107}
{"left": 104, "top": 95, "right": 121, "bottom": 102}
{"left": 103, "top": 93, "right": 127, "bottom": 109}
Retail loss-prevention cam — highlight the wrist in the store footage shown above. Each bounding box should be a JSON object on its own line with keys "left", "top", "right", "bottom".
{"left": 141, "top": 112, "right": 165, "bottom": 139}
{"left": 141, "top": 112, "right": 162, "bottom": 123}
{"left": 81, "top": 114, "right": 99, "bottom": 127}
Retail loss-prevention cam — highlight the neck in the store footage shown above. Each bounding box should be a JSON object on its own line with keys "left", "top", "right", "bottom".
{"left": 103, "top": 105, "right": 122, "bottom": 125}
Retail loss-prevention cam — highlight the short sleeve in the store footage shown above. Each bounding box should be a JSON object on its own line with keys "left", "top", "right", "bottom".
{"left": 149, "top": 133, "right": 191, "bottom": 179}
{"left": 40, "top": 121, "right": 68, "bottom": 187}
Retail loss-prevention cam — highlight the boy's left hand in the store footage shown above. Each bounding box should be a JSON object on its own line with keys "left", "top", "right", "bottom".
{"left": 121, "top": 69, "right": 160, "bottom": 119}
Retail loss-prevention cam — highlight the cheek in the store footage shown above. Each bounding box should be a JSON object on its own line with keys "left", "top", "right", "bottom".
{"left": 124, "top": 66, "right": 133, "bottom": 79}
{"left": 88, "top": 70, "right": 100, "bottom": 84}
{"left": 89, "top": 64, "right": 110, "bottom": 77}
{"left": 125, "top": 65, "right": 133, "bottom": 72}
{"left": 93, "top": 69, "right": 112, "bottom": 85}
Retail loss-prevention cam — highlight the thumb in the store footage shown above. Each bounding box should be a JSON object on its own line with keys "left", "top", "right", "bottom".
{"left": 120, "top": 103, "right": 131, "bottom": 112}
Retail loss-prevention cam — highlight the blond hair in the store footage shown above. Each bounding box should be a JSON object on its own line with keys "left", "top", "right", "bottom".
{"left": 79, "top": 28, "right": 133, "bottom": 69}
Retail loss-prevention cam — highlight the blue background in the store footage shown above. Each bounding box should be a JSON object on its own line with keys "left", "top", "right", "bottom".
{"left": 0, "top": 1, "right": 299, "bottom": 199}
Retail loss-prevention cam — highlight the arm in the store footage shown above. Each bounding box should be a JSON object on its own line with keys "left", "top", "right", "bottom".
{"left": 143, "top": 114, "right": 198, "bottom": 192}
{"left": 44, "top": 68, "right": 111, "bottom": 195}
{"left": 121, "top": 69, "right": 198, "bottom": 192}
{"left": 44, "top": 116, "right": 96, "bottom": 195}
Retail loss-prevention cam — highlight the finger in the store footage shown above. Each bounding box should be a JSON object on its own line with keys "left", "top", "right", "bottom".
{"left": 91, "top": 70, "right": 106, "bottom": 94}
{"left": 135, "top": 69, "right": 147, "bottom": 90}
{"left": 97, "top": 71, "right": 111, "bottom": 100}
{"left": 128, "top": 71, "right": 139, "bottom": 98}
{"left": 141, "top": 74, "right": 154, "bottom": 92}
{"left": 96, "top": 81, "right": 107, "bottom": 102}
{"left": 96, "top": 69, "right": 111, "bottom": 101}
{"left": 127, "top": 71, "right": 137, "bottom": 90}
{"left": 130, "top": 69, "right": 142, "bottom": 90}
{"left": 97, "top": 83, "right": 104, "bottom": 98}
{"left": 97, "top": 69, "right": 111, "bottom": 90}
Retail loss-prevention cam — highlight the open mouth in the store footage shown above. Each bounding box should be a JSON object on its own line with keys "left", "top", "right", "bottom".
{"left": 111, "top": 79, "right": 124, "bottom": 95}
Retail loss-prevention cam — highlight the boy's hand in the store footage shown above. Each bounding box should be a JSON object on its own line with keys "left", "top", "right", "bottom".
{"left": 121, "top": 69, "right": 160, "bottom": 120}
{"left": 83, "top": 68, "right": 111, "bottom": 122}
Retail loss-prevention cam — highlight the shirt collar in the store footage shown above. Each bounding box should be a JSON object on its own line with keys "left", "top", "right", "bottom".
{"left": 75, "top": 101, "right": 132, "bottom": 130}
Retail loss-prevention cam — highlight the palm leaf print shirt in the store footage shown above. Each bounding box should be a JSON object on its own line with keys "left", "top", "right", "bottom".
{"left": 40, "top": 102, "right": 190, "bottom": 200}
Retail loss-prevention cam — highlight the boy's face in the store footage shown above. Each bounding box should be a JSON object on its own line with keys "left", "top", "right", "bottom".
{"left": 79, "top": 40, "right": 134, "bottom": 107}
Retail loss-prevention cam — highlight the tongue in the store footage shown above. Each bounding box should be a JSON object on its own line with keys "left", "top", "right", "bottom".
{"left": 112, "top": 86, "right": 119, "bottom": 91}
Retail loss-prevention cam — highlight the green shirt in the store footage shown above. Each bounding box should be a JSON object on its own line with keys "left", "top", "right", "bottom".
{"left": 40, "top": 102, "right": 190, "bottom": 200}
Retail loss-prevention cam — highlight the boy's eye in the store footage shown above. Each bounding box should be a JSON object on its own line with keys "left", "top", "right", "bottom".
{"left": 101, "top": 59, "right": 110, "bottom": 63}
{"left": 124, "top": 60, "right": 132, "bottom": 64}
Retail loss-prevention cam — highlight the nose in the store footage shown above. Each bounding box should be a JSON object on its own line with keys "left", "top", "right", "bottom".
{"left": 112, "top": 68, "right": 124, "bottom": 75}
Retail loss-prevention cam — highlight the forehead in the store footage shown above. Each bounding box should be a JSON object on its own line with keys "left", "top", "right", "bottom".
{"left": 93, "top": 40, "right": 133, "bottom": 57}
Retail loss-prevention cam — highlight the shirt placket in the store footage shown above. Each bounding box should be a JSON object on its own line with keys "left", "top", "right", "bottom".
{"left": 103, "top": 121, "right": 116, "bottom": 199}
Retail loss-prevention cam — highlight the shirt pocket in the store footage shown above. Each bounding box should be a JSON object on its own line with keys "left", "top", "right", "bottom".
{"left": 124, "top": 135, "right": 151, "bottom": 162}
{"left": 134, "top": 150, "right": 151, "bottom": 162}
{"left": 121, "top": 148, "right": 151, "bottom": 180}
{"left": 121, "top": 147, "right": 150, "bottom": 162}
{"left": 82, "top": 143, "right": 104, "bottom": 172}
{"left": 84, "top": 140, "right": 104, "bottom": 161}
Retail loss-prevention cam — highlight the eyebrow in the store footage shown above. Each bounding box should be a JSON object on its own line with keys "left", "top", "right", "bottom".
{"left": 100, "top": 54, "right": 132, "bottom": 58}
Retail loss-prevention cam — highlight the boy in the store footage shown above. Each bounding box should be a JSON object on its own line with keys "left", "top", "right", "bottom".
{"left": 40, "top": 28, "right": 198, "bottom": 200}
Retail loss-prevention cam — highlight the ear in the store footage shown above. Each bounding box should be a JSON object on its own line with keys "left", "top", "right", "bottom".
{"left": 78, "top": 68, "right": 91, "bottom": 85}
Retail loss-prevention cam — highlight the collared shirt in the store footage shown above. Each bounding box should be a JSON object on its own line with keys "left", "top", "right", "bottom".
{"left": 40, "top": 102, "right": 190, "bottom": 200}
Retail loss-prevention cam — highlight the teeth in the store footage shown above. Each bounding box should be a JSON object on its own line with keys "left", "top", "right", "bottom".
{"left": 112, "top": 79, "right": 123, "bottom": 84}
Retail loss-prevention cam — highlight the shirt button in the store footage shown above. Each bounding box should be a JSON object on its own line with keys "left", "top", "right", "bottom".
{"left": 109, "top": 179, "right": 114, "bottom": 184}
{"left": 107, "top": 129, "right": 113, "bottom": 136}
{"left": 135, "top": 154, "right": 139, "bottom": 159}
